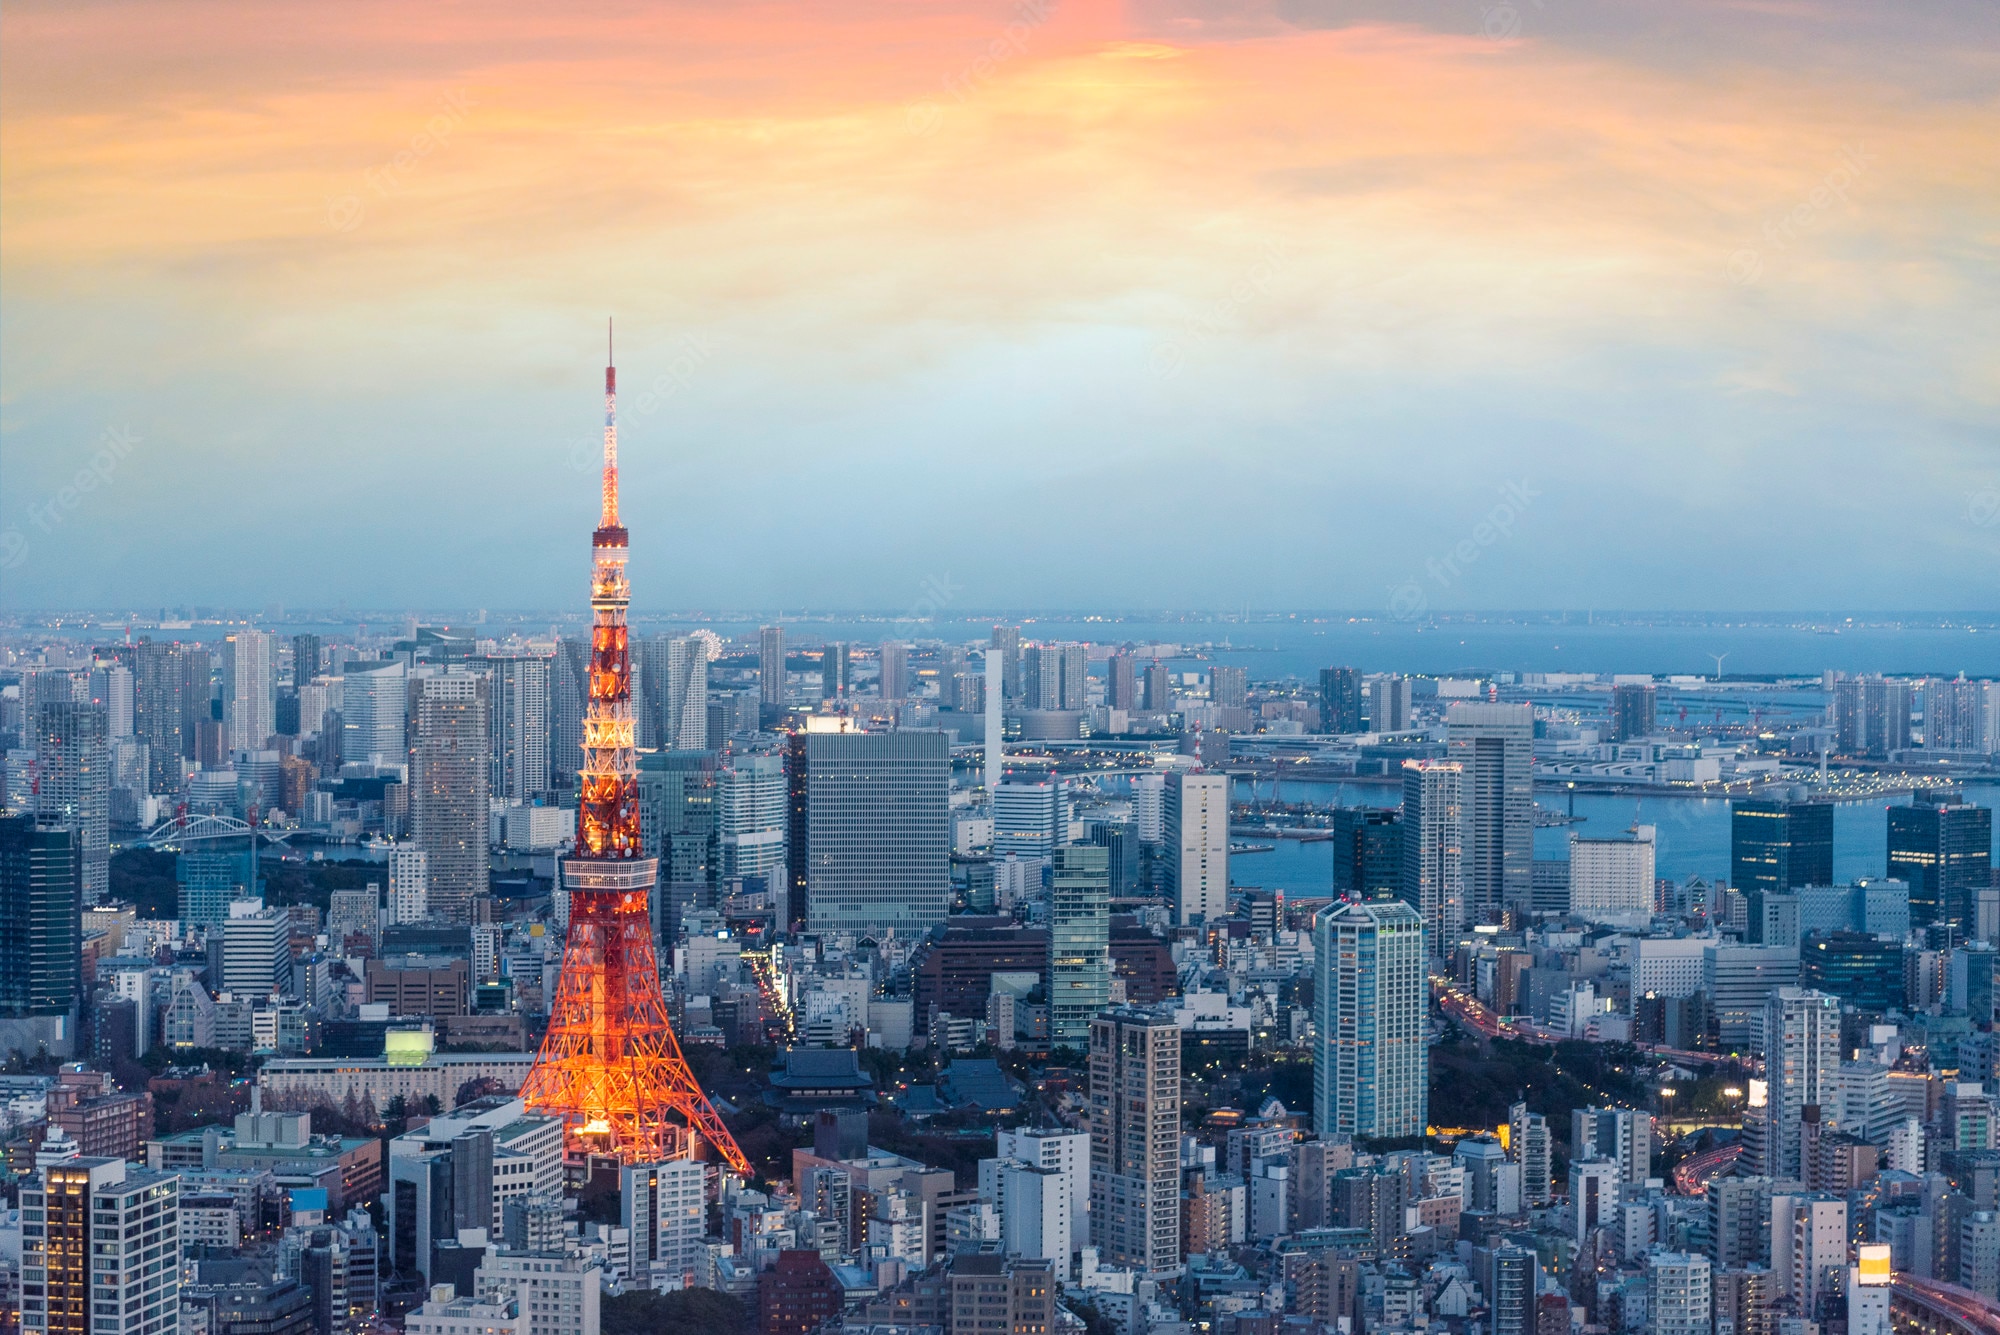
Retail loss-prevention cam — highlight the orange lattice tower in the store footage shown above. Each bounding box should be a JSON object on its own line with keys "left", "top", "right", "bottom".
{"left": 520, "top": 327, "right": 751, "bottom": 1176}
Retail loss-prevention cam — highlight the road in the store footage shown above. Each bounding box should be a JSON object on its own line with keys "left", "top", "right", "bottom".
{"left": 1892, "top": 1275, "right": 2000, "bottom": 1335}
{"left": 1670, "top": 1143, "right": 1741, "bottom": 1196}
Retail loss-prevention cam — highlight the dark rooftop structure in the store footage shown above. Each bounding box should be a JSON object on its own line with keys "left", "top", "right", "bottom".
{"left": 766, "top": 1047, "right": 877, "bottom": 1117}
{"left": 937, "top": 1059, "right": 1022, "bottom": 1114}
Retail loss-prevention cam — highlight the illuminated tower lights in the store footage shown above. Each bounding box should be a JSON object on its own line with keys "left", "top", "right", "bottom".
{"left": 520, "top": 328, "right": 750, "bottom": 1175}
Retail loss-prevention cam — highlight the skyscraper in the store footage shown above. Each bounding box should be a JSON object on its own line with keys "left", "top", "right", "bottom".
{"left": 1372, "top": 675, "right": 1412, "bottom": 732}
{"left": 1888, "top": 793, "right": 1993, "bottom": 933}
{"left": 1762, "top": 987, "right": 1841, "bottom": 1180}
{"left": 1610, "top": 683, "right": 1657, "bottom": 741}
{"left": 879, "top": 641, "right": 909, "bottom": 700}
{"left": 1021, "top": 645, "right": 1061, "bottom": 710}
{"left": 473, "top": 655, "right": 551, "bottom": 804}
{"left": 718, "top": 752, "right": 787, "bottom": 882}
{"left": 1445, "top": 702, "right": 1533, "bottom": 921}
{"left": 1732, "top": 799, "right": 1834, "bottom": 942}
{"left": 409, "top": 673, "right": 490, "bottom": 921}
{"left": 1165, "top": 772, "right": 1228, "bottom": 924}
{"left": 1106, "top": 655, "right": 1139, "bottom": 712}
{"left": 664, "top": 637, "right": 709, "bottom": 751}
{"left": 222, "top": 628, "right": 276, "bottom": 753}
{"left": 1332, "top": 806, "right": 1403, "bottom": 900}
{"left": 991, "top": 625, "right": 1022, "bottom": 705}
{"left": 550, "top": 636, "right": 589, "bottom": 789}
{"left": 22, "top": 1156, "right": 182, "bottom": 1335}
{"left": 342, "top": 659, "right": 408, "bottom": 771}
{"left": 1089, "top": 1008, "right": 1181, "bottom": 1275}
{"left": 820, "top": 643, "right": 850, "bottom": 700}
{"left": 34, "top": 702, "right": 109, "bottom": 904}
{"left": 1399, "top": 759, "right": 1464, "bottom": 952}
{"left": 760, "top": 625, "right": 787, "bottom": 710}
{"left": 993, "top": 780, "right": 1062, "bottom": 862}
{"left": 1143, "top": 662, "right": 1173, "bottom": 714}
{"left": 1210, "top": 666, "right": 1247, "bottom": 710}
{"left": 1313, "top": 899, "right": 1427, "bottom": 1139}
{"left": 133, "top": 641, "right": 200, "bottom": 792}
{"left": 1049, "top": 844, "right": 1111, "bottom": 1046}
{"left": 1319, "top": 667, "right": 1362, "bottom": 733}
{"left": 0, "top": 814, "right": 82, "bottom": 1057}
{"left": 797, "top": 729, "right": 950, "bottom": 937}
{"left": 291, "top": 632, "right": 322, "bottom": 684}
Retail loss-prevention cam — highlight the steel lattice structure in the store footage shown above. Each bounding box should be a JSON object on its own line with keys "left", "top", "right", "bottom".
{"left": 519, "top": 331, "right": 751, "bottom": 1176}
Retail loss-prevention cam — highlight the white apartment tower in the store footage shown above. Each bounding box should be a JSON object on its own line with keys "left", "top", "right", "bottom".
{"left": 1166, "top": 772, "right": 1228, "bottom": 924}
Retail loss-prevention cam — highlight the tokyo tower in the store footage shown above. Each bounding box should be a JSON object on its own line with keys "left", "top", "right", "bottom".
{"left": 520, "top": 327, "right": 751, "bottom": 1176}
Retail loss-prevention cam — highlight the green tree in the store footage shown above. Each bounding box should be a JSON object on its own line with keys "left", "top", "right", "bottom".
{"left": 602, "top": 1287, "right": 747, "bottom": 1335}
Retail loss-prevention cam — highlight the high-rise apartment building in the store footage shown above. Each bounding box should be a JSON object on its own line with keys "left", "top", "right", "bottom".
{"left": 991, "top": 626, "right": 1022, "bottom": 705}
{"left": 1610, "top": 683, "right": 1657, "bottom": 741}
{"left": 820, "top": 643, "right": 850, "bottom": 700}
{"left": 1089, "top": 1008, "right": 1181, "bottom": 1275}
{"left": 1372, "top": 675, "right": 1412, "bottom": 732}
{"left": 759, "top": 626, "right": 787, "bottom": 710}
{"left": 472, "top": 656, "right": 551, "bottom": 805}
{"left": 1832, "top": 675, "right": 1912, "bottom": 759}
{"left": 389, "top": 846, "right": 429, "bottom": 924}
{"left": 1313, "top": 899, "right": 1427, "bottom": 1139}
{"left": 795, "top": 729, "right": 949, "bottom": 937}
{"left": 1508, "top": 1102, "right": 1552, "bottom": 1206}
{"left": 408, "top": 674, "right": 490, "bottom": 921}
{"left": 22, "top": 1156, "right": 182, "bottom": 1335}
{"left": 223, "top": 629, "right": 276, "bottom": 753}
{"left": 1143, "top": 663, "right": 1173, "bottom": 714}
{"left": 664, "top": 637, "right": 709, "bottom": 751}
{"left": 1107, "top": 655, "right": 1139, "bottom": 712}
{"left": 1050, "top": 844, "right": 1111, "bottom": 1046}
{"left": 133, "top": 641, "right": 202, "bottom": 792}
{"left": 34, "top": 702, "right": 110, "bottom": 903}
{"left": 1400, "top": 759, "right": 1464, "bottom": 951}
{"left": 1646, "top": 1252, "right": 1711, "bottom": 1335}
{"left": 1020, "top": 644, "right": 1088, "bottom": 712}
{"left": 0, "top": 815, "right": 82, "bottom": 1057}
{"left": 549, "top": 637, "right": 589, "bottom": 789}
{"left": 1319, "top": 667, "right": 1363, "bottom": 734}
{"left": 1763, "top": 988, "right": 1841, "bottom": 1181}
{"left": 1732, "top": 799, "right": 1834, "bottom": 943}
{"left": 342, "top": 660, "right": 408, "bottom": 771}
{"left": 1210, "top": 666, "right": 1247, "bottom": 710}
{"left": 1165, "top": 773, "right": 1228, "bottom": 924}
{"left": 879, "top": 641, "right": 909, "bottom": 700}
{"left": 1572, "top": 1107, "right": 1653, "bottom": 1184}
{"left": 88, "top": 666, "right": 134, "bottom": 740}
{"left": 1888, "top": 793, "right": 1993, "bottom": 933}
{"left": 1445, "top": 702, "right": 1533, "bottom": 920}
{"left": 291, "top": 634, "right": 323, "bottom": 685}
{"left": 621, "top": 1158, "right": 706, "bottom": 1287}
{"left": 718, "top": 753, "right": 787, "bottom": 882}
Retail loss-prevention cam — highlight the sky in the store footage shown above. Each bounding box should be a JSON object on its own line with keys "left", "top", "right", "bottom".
{"left": 2, "top": 0, "right": 1997, "bottom": 614}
